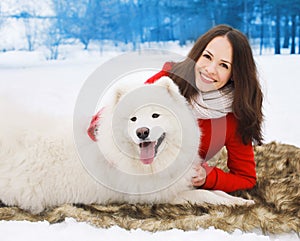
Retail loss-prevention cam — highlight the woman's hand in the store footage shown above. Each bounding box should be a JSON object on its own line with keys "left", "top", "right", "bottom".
{"left": 192, "top": 162, "right": 207, "bottom": 187}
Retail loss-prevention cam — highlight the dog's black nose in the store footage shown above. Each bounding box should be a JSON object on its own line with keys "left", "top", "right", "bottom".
{"left": 136, "top": 127, "right": 149, "bottom": 140}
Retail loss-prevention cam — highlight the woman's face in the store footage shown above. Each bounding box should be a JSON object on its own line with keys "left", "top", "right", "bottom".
{"left": 194, "top": 36, "right": 233, "bottom": 92}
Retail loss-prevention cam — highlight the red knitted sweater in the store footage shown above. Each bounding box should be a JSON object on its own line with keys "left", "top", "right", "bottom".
{"left": 145, "top": 63, "right": 256, "bottom": 192}
{"left": 198, "top": 114, "right": 256, "bottom": 192}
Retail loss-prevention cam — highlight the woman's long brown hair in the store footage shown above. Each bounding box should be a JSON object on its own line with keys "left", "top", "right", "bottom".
{"left": 168, "top": 24, "right": 264, "bottom": 145}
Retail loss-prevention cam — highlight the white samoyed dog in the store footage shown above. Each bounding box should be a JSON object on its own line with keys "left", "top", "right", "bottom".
{"left": 0, "top": 77, "right": 253, "bottom": 214}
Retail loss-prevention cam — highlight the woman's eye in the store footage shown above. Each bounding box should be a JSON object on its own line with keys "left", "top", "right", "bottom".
{"left": 220, "top": 63, "right": 229, "bottom": 69}
{"left": 152, "top": 113, "right": 160, "bottom": 118}
{"left": 130, "top": 117, "right": 137, "bottom": 122}
{"left": 202, "top": 54, "right": 211, "bottom": 60}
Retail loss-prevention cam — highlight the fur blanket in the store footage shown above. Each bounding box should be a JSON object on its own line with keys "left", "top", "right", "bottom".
{"left": 0, "top": 142, "right": 299, "bottom": 234}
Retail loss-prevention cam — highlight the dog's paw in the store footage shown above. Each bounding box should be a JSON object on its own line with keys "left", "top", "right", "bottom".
{"left": 228, "top": 196, "right": 255, "bottom": 206}
{"left": 211, "top": 190, "right": 255, "bottom": 206}
{"left": 171, "top": 189, "right": 254, "bottom": 207}
{"left": 238, "top": 198, "right": 255, "bottom": 206}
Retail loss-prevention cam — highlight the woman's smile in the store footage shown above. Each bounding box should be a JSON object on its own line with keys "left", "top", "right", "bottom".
{"left": 199, "top": 72, "right": 216, "bottom": 84}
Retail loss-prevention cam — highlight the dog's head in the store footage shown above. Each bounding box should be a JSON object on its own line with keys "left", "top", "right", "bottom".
{"left": 88, "top": 77, "right": 199, "bottom": 174}
{"left": 127, "top": 104, "right": 172, "bottom": 165}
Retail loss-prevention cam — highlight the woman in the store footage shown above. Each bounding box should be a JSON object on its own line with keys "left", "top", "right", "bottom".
{"left": 145, "top": 24, "right": 264, "bottom": 192}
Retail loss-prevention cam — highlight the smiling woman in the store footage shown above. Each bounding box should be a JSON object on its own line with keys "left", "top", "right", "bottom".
{"left": 194, "top": 36, "right": 233, "bottom": 92}
{"left": 144, "top": 24, "right": 264, "bottom": 193}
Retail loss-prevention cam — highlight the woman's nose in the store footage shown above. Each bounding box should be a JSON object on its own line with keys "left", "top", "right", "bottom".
{"left": 206, "top": 62, "right": 217, "bottom": 75}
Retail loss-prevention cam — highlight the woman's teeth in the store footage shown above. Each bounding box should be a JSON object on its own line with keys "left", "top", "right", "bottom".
{"left": 201, "top": 73, "right": 216, "bottom": 83}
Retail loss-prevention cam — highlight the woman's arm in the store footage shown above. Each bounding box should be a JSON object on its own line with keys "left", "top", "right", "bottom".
{"left": 200, "top": 114, "right": 256, "bottom": 192}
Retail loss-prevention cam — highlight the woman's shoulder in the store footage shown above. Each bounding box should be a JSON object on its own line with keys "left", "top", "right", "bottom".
{"left": 224, "top": 113, "right": 239, "bottom": 134}
{"left": 226, "top": 112, "right": 237, "bottom": 124}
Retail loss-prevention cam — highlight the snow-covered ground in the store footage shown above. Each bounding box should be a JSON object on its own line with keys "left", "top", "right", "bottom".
{"left": 0, "top": 49, "right": 299, "bottom": 241}
{"left": 1, "top": 218, "right": 297, "bottom": 241}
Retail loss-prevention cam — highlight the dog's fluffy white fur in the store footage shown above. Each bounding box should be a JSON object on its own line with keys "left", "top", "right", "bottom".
{"left": 0, "top": 77, "right": 253, "bottom": 214}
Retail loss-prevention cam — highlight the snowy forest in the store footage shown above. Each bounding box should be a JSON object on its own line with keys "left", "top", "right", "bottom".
{"left": 1, "top": 0, "right": 300, "bottom": 59}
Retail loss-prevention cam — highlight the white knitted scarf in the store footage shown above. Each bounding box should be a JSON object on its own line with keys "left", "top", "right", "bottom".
{"left": 191, "top": 84, "right": 234, "bottom": 119}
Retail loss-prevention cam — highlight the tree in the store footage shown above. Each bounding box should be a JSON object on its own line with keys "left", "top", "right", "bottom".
{"left": 282, "top": 16, "right": 289, "bottom": 49}
{"left": 298, "top": 16, "right": 300, "bottom": 54}
{"left": 258, "top": 0, "right": 267, "bottom": 55}
{"left": 0, "top": 4, "right": 6, "bottom": 51}
{"left": 19, "top": 11, "right": 36, "bottom": 51}
{"left": 288, "top": 0, "right": 300, "bottom": 54}
{"left": 12, "top": 7, "right": 38, "bottom": 52}
{"left": 65, "top": 0, "right": 96, "bottom": 50}
{"left": 274, "top": 5, "right": 281, "bottom": 54}
{"left": 45, "top": 0, "right": 66, "bottom": 59}
{"left": 290, "top": 14, "right": 296, "bottom": 54}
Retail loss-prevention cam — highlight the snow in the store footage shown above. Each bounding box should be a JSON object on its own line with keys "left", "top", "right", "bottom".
{"left": 0, "top": 48, "right": 299, "bottom": 240}
{"left": 255, "top": 54, "right": 300, "bottom": 147}
{"left": 0, "top": 218, "right": 297, "bottom": 241}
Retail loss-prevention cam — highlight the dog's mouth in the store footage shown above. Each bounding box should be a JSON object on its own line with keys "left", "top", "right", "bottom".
{"left": 138, "top": 133, "right": 166, "bottom": 165}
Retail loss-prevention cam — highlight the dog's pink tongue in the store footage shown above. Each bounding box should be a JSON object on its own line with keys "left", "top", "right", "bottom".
{"left": 140, "top": 142, "right": 155, "bottom": 164}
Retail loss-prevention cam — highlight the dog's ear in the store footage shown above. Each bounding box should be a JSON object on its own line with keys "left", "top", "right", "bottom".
{"left": 113, "top": 80, "right": 144, "bottom": 105}
{"left": 114, "top": 87, "right": 126, "bottom": 105}
{"left": 154, "top": 76, "right": 179, "bottom": 92}
{"left": 112, "top": 81, "right": 133, "bottom": 105}
{"left": 154, "top": 76, "right": 182, "bottom": 96}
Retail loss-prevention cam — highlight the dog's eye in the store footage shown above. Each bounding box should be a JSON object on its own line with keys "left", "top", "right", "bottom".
{"left": 152, "top": 113, "right": 160, "bottom": 118}
{"left": 130, "top": 117, "right": 137, "bottom": 122}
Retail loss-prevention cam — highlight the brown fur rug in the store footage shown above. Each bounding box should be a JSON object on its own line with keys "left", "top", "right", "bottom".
{"left": 0, "top": 142, "right": 299, "bottom": 234}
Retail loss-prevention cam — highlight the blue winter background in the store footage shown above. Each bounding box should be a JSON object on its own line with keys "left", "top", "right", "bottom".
{"left": 0, "top": 0, "right": 299, "bottom": 240}
{"left": 1, "top": 0, "right": 300, "bottom": 57}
